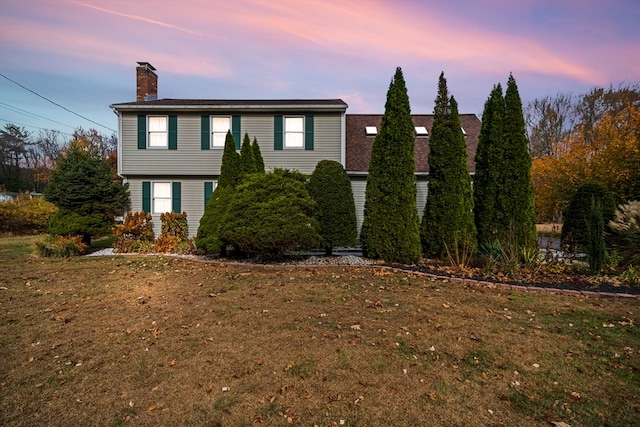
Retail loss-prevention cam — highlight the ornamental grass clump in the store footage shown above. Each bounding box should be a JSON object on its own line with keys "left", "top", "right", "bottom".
{"left": 608, "top": 200, "right": 640, "bottom": 267}
{"left": 35, "top": 235, "right": 87, "bottom": 257}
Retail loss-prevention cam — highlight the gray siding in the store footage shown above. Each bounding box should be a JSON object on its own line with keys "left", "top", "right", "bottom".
{"left": 416, "top": 176, "right": 429, "bottom": 219}
{"left": 349, "top": 177, "right": 367, "bottom": 236}
{"left": 120, "top": 113, "right": 343, "bottom": 176}
{"left": 126, "top": 177, "right": 210, "bottom": 238}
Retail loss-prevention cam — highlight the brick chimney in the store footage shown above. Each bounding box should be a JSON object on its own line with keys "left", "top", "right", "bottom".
{"left": 136, "top": 62, "right": 157, "bottom": 102}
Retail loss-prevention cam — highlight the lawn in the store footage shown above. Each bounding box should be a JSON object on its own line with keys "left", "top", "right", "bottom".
{"left": 0, "top": 235, "right": 638, "bottom": 426}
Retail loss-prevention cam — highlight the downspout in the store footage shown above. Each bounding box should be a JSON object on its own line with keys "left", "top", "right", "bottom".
{"left": 340, "top": 110, "right": 346, "bottom": 167}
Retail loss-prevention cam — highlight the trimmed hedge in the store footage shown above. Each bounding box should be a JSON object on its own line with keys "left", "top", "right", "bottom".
{"left": 307, "top": 160, "right": 357, "bottom": 255}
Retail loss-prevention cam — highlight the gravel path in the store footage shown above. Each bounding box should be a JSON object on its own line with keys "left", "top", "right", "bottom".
{"left": 86, "top": 248, "right": 374, "bottom": 265}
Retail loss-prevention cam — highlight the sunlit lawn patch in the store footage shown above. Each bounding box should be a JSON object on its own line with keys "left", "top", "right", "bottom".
{"left": 0, "top": 235, "right": 638, "bottom": 426}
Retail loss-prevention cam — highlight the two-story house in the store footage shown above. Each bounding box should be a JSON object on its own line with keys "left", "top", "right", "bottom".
{"left": 110, "top": 62, "right": 347, "bottom": 237}
{"left": 111, "top": 62, "right": 480, "bottom": 238}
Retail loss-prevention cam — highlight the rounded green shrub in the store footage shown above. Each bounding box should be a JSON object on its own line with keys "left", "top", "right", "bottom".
{"left": 307, "top": 160, "right": 357, "bottom": 255}
{"left": 219, "top": 172, "right": 318, "bottom": 260}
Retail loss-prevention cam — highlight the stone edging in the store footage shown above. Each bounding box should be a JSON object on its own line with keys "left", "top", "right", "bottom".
{"left": 157, "top": 253, "right": 640, "bottom": 300}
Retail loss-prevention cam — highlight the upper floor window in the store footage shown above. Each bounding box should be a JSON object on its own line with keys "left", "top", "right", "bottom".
{"left": 148, "top": 116, "right": 168, "bottom": 148}
{"left": 365, "top": 126, "right": 377, "bottom": 137}
{"left": 284, "top": 116, "right": 304, "bottom": 148}
{"left": 274, "top": 115, "right": 313, "bottom": 151}
{"left": 211, "top": 116, "right": 231, "bottom": 148}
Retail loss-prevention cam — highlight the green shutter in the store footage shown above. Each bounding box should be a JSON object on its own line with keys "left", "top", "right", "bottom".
{"left": 172, "top": 182, "right": 181, "bottom": 213}
{"left": 204, "top": 181, "right": 213, "bottom": 207}
{"left": 305, "top": 115, "right": 314, "bottom": 150}
{"left": 232, "top": 115, "right": 241, "bottom": 150}
{"left": 168, "top": 115, "right": 178, "bottom": 150}
{"left": 138, "top": 115, "right": 147, "bottom": 149}
{"left": 274, "top": 115, "right": 283, "bottom": 150}
{"left": 142, "top": 181, "right": 151, "bottom": 213}
{"left": 201, "top": 116, "right": 210, "bottom": 150}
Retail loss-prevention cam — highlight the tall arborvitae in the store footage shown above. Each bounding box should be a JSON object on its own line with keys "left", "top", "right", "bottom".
{"left": 252, "top": 137, "right": 265, "bottom": 173}
{"left": 218, "top": 131, "right": 241, "bottom": 188}
{"left": 196, "top": 130, "right": 239, "bottom": 254}
{"left": 421, "top": 72, "right": 476, "bottom": 258}
{"left": 239, "top": 132, "right": 257, "bottom": 175}
{"left": 503, "top": 74, "right": 537, "bottom": 247}
{"left": 474, "top": 84, "right": 506, "bottom": 248}
{"left": 360, "top": 67, "right": 421, "bottom": 263}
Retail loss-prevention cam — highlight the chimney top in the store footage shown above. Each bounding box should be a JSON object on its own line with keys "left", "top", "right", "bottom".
{"left": 137, "top": 61, "right": 156, "bottom": 71}
{"left": 136, "top": 61, "right": 158, "bottom": 102}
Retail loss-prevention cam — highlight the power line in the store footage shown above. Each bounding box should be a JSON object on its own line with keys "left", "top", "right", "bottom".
{"left": 0, "top": 73, "right": 117, "bottom": 133}
{"left": 0, "top": 101, "right": 77, "bottom": 129}
{"left": 0, "top": 118, "right": 74, "bottom": 138}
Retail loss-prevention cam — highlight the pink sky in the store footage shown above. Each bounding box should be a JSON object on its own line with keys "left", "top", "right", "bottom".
{"left": 0, "top": 0, "right": 638, "bottom": 136}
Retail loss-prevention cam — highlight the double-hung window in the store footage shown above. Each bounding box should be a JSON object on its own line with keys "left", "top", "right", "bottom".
{"left": 274, "top": 115, "right": 313, "bottom": 150}
{"left": 284, "top": 116, "right": 304, "bottom": 148}
{"left": 211, "top": 116, "right": 231, "bottom": 148}
{"left": 148, "top": 116, "right": 168, "bottom": 148}
{"left": 152, "top": 182, "right": 172, "bottom": 214}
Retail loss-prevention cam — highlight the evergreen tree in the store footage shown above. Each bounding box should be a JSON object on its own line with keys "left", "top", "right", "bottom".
{"left": 307, "top": 160, "right": 358, "bottom": 255}
{"left": 45, "top": 140, "right": 130, "bottom": 245}
{"left": 474, "top": 84, "right": 506, "bottom": 248}
{"left": 239, "top": 132, "right": 257, "bottom": 175}
{"left": 561, "top": 180, "right": 616, "bottom": 251}
{"left": 503, "top": 74, "right": 537, "bottom": 248}
{"left": 360, "top": 67, "right": 421, "bottom": 263}
{"left": 218, "top": 131, "right": 241, "bottom": 188}
{"left": 421, "top": 72, "right": 476, "bottom": 258}
{"left": 586, "top": 196, "right": 606, "bottom": 274}
{"left": 252, "top": 137, "right": 265, "bottom": 173}
{"left": 195, "top": 131, "right": 240, "bottom": 254}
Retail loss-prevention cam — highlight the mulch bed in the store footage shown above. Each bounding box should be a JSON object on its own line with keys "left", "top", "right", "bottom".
{"left": 384, "top": 262, "right": 640, "bottom": 296}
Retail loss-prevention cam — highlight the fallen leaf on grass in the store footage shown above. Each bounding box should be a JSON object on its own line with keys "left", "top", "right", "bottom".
{"left": 550, "top": 422, "right": 571, "bottom": 427}
{"left": 169, "top": 359, "right": 177, "bottom": 367}
{"left": 618, "top": 318, "right": 634, "bottom": 326}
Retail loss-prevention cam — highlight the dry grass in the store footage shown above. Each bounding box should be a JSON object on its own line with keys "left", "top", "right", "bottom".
{"left": 1, "top": 235, "right": 638, "bottom": 426}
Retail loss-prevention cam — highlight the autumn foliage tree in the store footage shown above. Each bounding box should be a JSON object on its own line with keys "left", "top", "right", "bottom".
{"left": 532, "top": 103, "right": 640, "bottom": 221}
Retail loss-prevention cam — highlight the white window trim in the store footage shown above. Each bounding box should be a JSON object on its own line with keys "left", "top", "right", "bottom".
{"left": 365, "top": 126, "right": 377, "bottom": 137}
{"left": 284, "top": 116, "right": 305, "bottom": 149}
{"left": 152, "top": 182, "right": 172, "bottom": 214}
{"left": 211, "top": 116, "right": 231, "bottom": 149}
{"left": 148, "top": 116, "right": 168, "bottom": 148}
